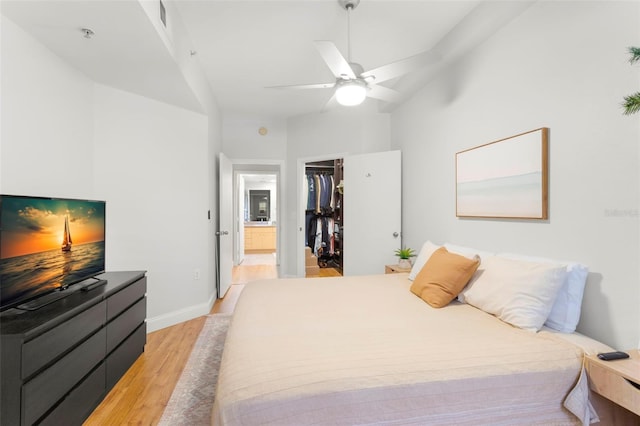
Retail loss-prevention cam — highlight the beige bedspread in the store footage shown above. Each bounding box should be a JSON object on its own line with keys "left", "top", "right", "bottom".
{"left": 213, "top": 273, "right": 602, "bottom": 425}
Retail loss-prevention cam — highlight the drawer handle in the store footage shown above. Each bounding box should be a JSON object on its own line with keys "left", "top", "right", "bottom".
{"left": 626, "top": 378, "right": 640, "bottom": 390}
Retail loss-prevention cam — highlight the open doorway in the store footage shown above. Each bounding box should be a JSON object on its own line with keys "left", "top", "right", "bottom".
{"left": 219, "top": 158, "right": 282, "bottom": 298}
{"left": 233, "top": 171, "right": 279, "bottom": 284}
{"left": 303, "top": 159, "right": 343, "bottom": 278}
{"left": 296, "top": 151, "right": 402, "bottom": 278}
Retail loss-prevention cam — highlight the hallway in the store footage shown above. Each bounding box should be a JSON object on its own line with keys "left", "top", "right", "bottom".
{"left": 232, "top": 253, "right": 278, "bottom": 284}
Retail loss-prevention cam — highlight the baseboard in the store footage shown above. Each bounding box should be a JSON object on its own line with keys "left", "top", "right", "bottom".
{"left": 146, "top": 292, "right": 217, "bottom": 333}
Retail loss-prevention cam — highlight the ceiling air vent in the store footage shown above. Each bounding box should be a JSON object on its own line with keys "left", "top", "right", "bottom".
{"left": 160, "top": 0, "right": 167, "bottom": 27}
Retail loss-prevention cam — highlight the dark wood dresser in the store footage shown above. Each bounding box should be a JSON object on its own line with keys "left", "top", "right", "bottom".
{"left": 1, "top": 271, "right": 147, "bottom": 425}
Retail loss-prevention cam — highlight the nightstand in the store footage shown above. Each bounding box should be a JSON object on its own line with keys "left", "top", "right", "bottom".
{"left": 385, "top": 264, "right": 412, "bottom": 274}
{"left": 586, "top": 349, "right": 640, "bottom": 417}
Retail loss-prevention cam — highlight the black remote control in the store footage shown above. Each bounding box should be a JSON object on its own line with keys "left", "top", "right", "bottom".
{"left": 597, "top": 351, "right": 630, "bottom": 361}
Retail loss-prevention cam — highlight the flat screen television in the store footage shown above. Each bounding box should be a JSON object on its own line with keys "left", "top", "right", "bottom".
{"left": 0, "top": 195, "right": 106, "bottom": 311}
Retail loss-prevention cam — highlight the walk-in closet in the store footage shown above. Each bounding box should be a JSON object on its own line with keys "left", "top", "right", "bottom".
{"left": 304, "top": 159, "right": 343, "bottom": 276}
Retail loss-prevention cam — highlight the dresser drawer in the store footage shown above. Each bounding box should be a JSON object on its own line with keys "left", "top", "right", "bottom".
{"left": 107, "top": 277, "right": 146, "bottom": 320}
{"left": 22, "top": 301, "right": 106, "bottom": 379}
{"left": 38, "top": 363, "right": 106, "bottom": 426}
{"left": 106, "top": 297, "right": 146, "bottom": 354}
{"left": 106, "top": 322, "right": 146, "bottom": 390}
{"left": 589, "top": 360, "right": 640, "bottom": 416}
{"left": 22, "top": 328, "right": 106, "bottom": 425}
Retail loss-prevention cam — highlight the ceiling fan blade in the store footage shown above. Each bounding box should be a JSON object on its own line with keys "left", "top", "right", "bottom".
{"left": 367, "top": 85, "right": 403, "bottom": 103}
{"left": 313, "top": 40, "right": 356, "bottom": 80}
{"left": 361, "top": 50, "right": 440, "bottom": 84}
{"left": 321, "top": 93, "right": 339, "bottom": 112}
{"left": 267, "top": 82, "right": 335, "bottom": 90}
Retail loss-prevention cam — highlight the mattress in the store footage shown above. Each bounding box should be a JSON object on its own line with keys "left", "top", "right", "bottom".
{"left": 212, "top": 273, "right": 605, "bottom": 425}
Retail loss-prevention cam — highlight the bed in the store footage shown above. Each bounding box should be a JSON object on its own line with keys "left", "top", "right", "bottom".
{"left": 213, "top": 243, "right": 612, "bottom": 425}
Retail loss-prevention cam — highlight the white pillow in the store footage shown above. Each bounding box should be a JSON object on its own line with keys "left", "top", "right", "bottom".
{"left": 444, "top": 243, "right": 495, "bottom": 261}
{"left": 408, "top": 241, "right": 441, "bottom": 281}
{"left": 443, "top": 243, "right": 493, "bottom": 299}
{"left": 498, "top": 253, "right": 588, "bottom": 333}
{"left": 461, "top": 256, "right": 568, "bottom": 331}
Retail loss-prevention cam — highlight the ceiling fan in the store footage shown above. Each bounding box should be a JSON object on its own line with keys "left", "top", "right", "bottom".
{"left": 269, "top": 0, "right": 438, "bottom": 107}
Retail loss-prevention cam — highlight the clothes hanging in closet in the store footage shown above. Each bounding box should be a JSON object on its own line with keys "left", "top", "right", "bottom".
{"left": 307, "top": 216, "right": 335, "bottom": 257}
{"left": 305, "top": 173, "right": 335, "bottom": 215}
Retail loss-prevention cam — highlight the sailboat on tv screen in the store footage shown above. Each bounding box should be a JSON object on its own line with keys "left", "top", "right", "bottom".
{"left": 61, "top": 215, "right": 72, "bottom": 252}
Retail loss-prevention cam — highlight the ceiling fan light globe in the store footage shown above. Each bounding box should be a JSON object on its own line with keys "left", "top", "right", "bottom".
{"left": 336, "top": 81, "right": 367, "bottom": 106}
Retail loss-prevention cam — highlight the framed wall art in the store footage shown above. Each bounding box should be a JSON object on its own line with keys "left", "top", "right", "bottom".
{"left": 456, "top": 128, "right": 549, "bottom": 219}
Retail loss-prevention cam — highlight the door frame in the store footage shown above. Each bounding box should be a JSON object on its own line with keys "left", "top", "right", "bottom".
{"left": 231, "top": 160, "right": 284, "bottom": 269}
{"left": 297, "top": 152, "right": 349, "bottom": 277}
{"left": 235, "top": 171, "right": 279, "bottom": 265}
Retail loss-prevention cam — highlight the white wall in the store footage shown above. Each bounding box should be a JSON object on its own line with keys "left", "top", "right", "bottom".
{"left": 2, "top": 14, "right": 217, "bottom": 332}
{"left": 92, "top": 84, "right": 210, "bottom": 330}
{"left": 223, "top": 114, "right": 287, "bottom": 160}
{"left": 1, "top": 16, "right": 94, "bottom": 197}
{"left": 391, "top": 1, "right": 640, "bottom": 349}
{"left": 140, "top": 0, "right": 222, "bottom": 308}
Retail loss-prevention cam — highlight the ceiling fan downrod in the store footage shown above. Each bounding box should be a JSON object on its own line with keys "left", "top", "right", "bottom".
{"left": 338, "top": 0, "right": 360, "bottom": 66}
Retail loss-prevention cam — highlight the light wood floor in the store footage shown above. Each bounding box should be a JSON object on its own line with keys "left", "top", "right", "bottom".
{"left": 84, "top": 257, "right": 341, "bottom": 425}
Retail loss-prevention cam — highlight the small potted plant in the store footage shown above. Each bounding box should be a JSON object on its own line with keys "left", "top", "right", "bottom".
{"left": 394, "top": 247, "right": 415, "bottom": 269}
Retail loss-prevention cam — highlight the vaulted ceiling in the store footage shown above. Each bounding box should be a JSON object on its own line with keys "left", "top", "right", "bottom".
{"left": 1, "top": 0, "right": 533, "bottom": 119}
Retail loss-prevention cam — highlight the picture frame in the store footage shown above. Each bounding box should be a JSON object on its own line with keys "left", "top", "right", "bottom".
{"left": 456, "top": 128, "right": 549, "bottom": 219}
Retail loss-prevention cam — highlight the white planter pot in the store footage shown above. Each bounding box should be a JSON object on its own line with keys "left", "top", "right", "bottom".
{"left": 398, "top": 259, "right": 412, "bottom": 269}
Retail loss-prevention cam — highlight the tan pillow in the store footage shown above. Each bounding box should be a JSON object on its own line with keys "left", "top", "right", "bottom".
{"left": 410, "top": 247, "right": 480, "bottom": 308}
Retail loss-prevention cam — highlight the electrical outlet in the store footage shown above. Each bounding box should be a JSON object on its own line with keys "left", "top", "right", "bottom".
{"left": 193, "top": 269, "right": 200, "bottom": 280}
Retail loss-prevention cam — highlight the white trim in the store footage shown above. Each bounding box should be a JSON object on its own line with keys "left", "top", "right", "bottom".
{"left": 232, "top": 158, "right": 286, "bottom": 167}
{"left": 146, "top": 292, "right": 216, "bottom": 332}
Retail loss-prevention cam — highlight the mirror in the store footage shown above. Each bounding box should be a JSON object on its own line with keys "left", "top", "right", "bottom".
{"left": 249, "top": 190, "right": 270, "bottom": 221}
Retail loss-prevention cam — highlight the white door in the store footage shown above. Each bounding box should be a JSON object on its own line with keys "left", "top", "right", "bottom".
{"left": 237, "top": 174, "right": 245, "bottom": 265}
{"left": 218, "top": 153, "right": 233, "bottom": 298}
{"left": 343, "top": 150, "right": 402, "bottom": 276}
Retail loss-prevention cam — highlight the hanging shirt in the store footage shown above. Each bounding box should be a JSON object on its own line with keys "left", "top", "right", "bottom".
{"left": 329, "top": 175, "right": 335, "bottom": 211}
{"left": 321, "top": 216, "right": 330, "bottom": 256}
{"left": 305, "top": 211, "right": 316, "bottom": 247}
{"left": 327, "top": 218, "right": 335, "bottom": 254}
{"left": 314, "top": 175, "right": 322, "bottom": 214}
{"left": 306, "top": 173, "right": 316, "bottom": 211}
{"left": 314, "top": 217, "right": 323, "bottom": 256}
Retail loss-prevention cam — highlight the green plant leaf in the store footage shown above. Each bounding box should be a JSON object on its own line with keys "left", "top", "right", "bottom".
{"left": 629, "top": 46, "right": 640, "bottom": 65}
{"left": 623, "top": 92, "right": 640, "bottom": 115}
{"left": 394, "top": 247, "right": 416, "bottom": 259}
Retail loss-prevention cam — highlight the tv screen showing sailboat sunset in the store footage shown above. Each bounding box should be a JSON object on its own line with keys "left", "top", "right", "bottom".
{"left": 1, "top": 197, "right": 104, "bottom": 259}
{"left": 0, "top": 195, "right": 106, "bottom": 308}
